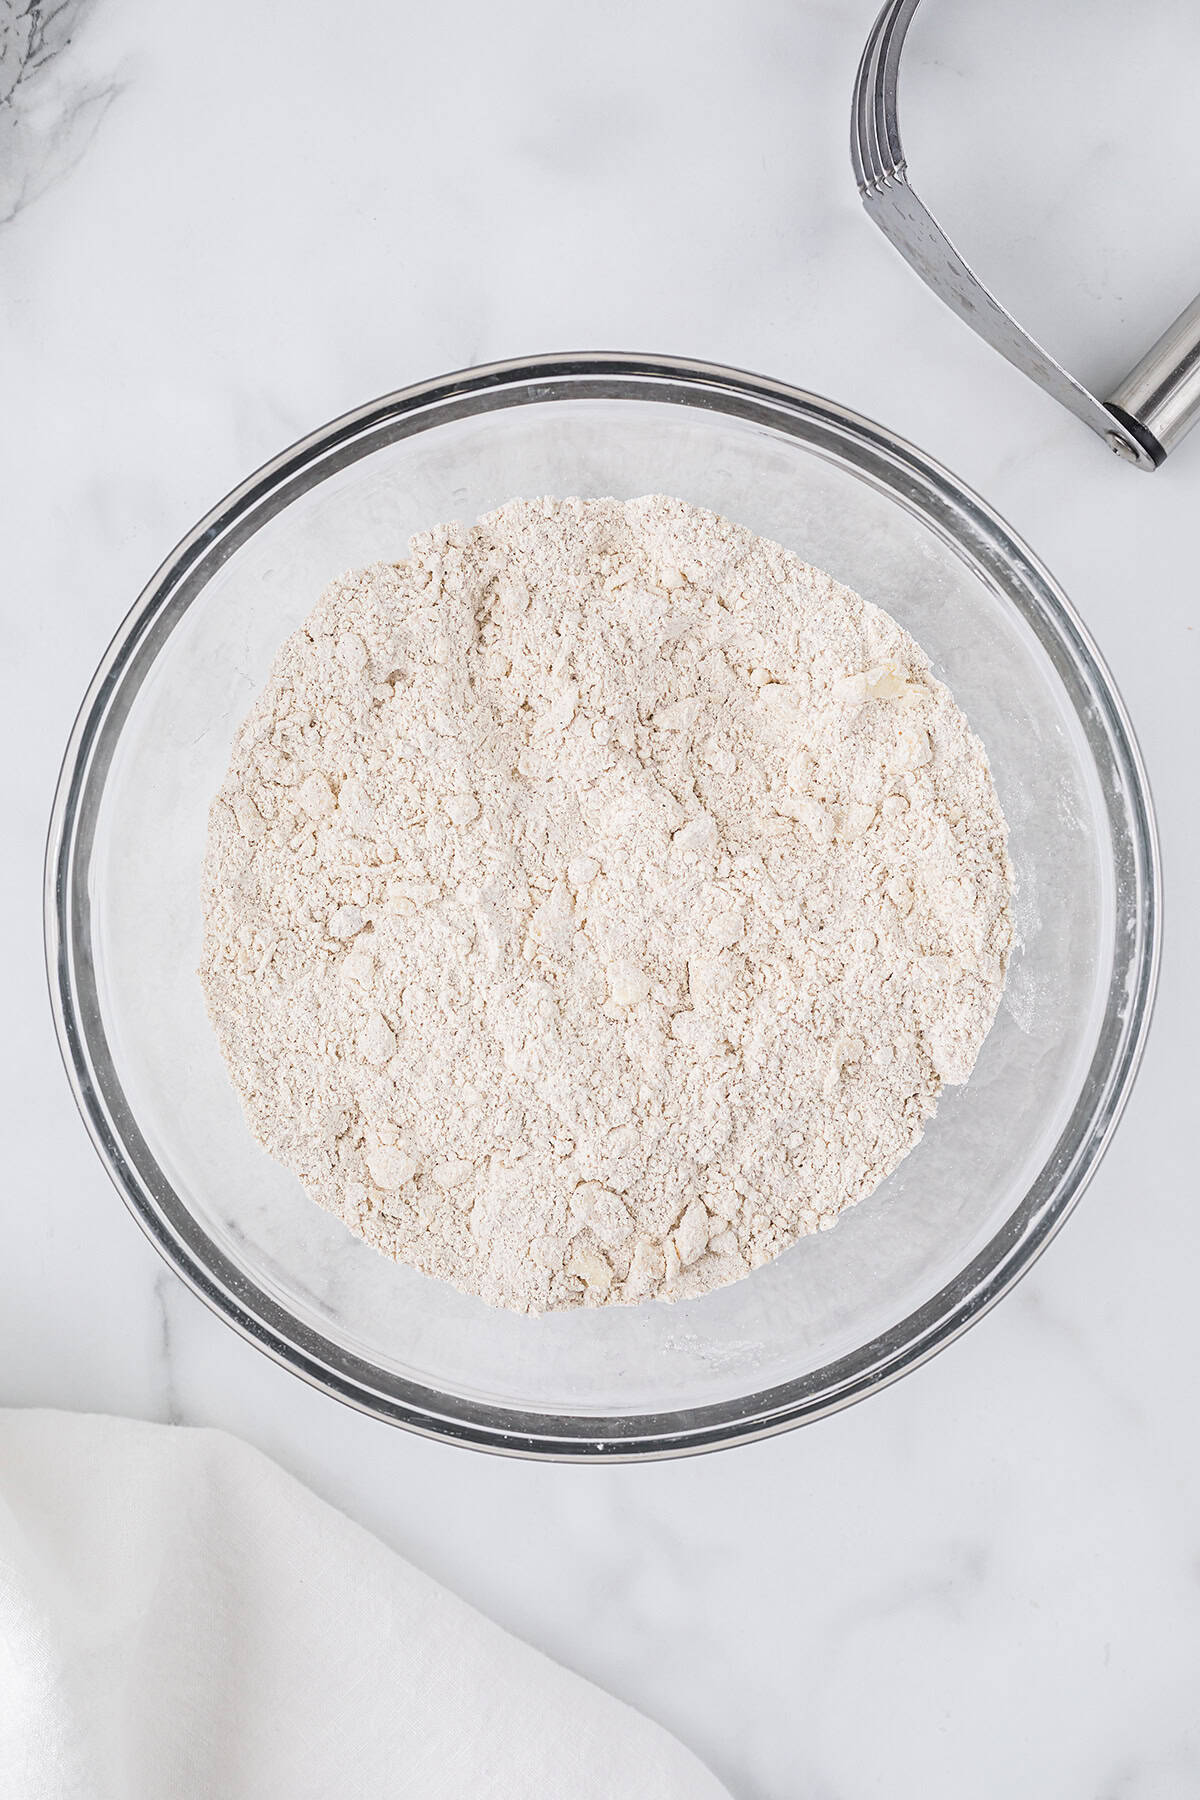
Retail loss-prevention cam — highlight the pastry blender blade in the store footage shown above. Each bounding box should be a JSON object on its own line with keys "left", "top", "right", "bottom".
{"left": 851, "top": 0, "right": 1200, "bottom": 469}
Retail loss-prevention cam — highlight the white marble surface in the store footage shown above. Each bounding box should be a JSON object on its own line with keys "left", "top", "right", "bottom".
{"left": 3, "top": 1, "right": 1199, "bottom": 1793}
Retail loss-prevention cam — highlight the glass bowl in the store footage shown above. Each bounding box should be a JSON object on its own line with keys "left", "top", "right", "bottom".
{"left": 46, "top": 355, "right": 1159, "bottom": 1459}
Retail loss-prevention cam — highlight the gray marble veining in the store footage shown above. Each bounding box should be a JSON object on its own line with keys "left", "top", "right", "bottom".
{"left": 0, "top": 0, "right": 121, "bottom": 224}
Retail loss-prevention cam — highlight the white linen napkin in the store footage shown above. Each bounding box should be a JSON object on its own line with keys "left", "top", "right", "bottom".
{"left": 0, "top": 1410, "right": 730, "bottom": 1800}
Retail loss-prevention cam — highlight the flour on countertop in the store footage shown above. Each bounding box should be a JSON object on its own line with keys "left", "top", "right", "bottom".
{"left": 200, "top": 496, "right": 1013, "bottom": 1312}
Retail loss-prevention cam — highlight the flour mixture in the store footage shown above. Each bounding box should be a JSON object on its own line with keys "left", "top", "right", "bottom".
{"left": 201, "top": 496, "right": 1013, "bottom": 1312}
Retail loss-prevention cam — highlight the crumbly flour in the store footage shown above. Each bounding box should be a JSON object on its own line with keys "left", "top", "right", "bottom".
{"left": 201, "top": 496, "right": 1013, "bottom": 1313}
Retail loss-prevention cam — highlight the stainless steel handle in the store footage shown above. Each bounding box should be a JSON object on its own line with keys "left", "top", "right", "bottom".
{"left": 852, "top": 0, "right": 1200, "bottom": 471}
{"left": 1106, "top": 293, "right": 1200, "bottom": 465}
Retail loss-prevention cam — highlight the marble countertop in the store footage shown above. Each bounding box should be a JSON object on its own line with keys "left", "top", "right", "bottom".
{"left": 4, "top": 1, "right": 1198, "bottom": 1793}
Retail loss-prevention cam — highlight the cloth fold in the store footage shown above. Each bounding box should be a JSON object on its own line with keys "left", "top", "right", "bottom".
{"left": 0, "top": 1410, "right": 729, "bottom": 1800}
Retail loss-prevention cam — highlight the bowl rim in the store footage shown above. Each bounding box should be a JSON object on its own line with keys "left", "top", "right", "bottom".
{"left": 44, "top": 351, "right": 1162, "bottom": 1459}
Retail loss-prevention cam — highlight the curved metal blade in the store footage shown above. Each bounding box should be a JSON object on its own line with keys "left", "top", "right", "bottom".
{"left": 851, "top": 0, "right": 1157, "bottom": 469}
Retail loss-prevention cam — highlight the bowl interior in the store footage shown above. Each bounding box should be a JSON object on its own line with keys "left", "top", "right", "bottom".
{"left": 64, "top": 368, "right": 1149, "bottom": 1449}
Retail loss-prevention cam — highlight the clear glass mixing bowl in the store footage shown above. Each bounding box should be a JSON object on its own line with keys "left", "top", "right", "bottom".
{"left": 46, "top": 356, "right": 1160, "bottom": 1458}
